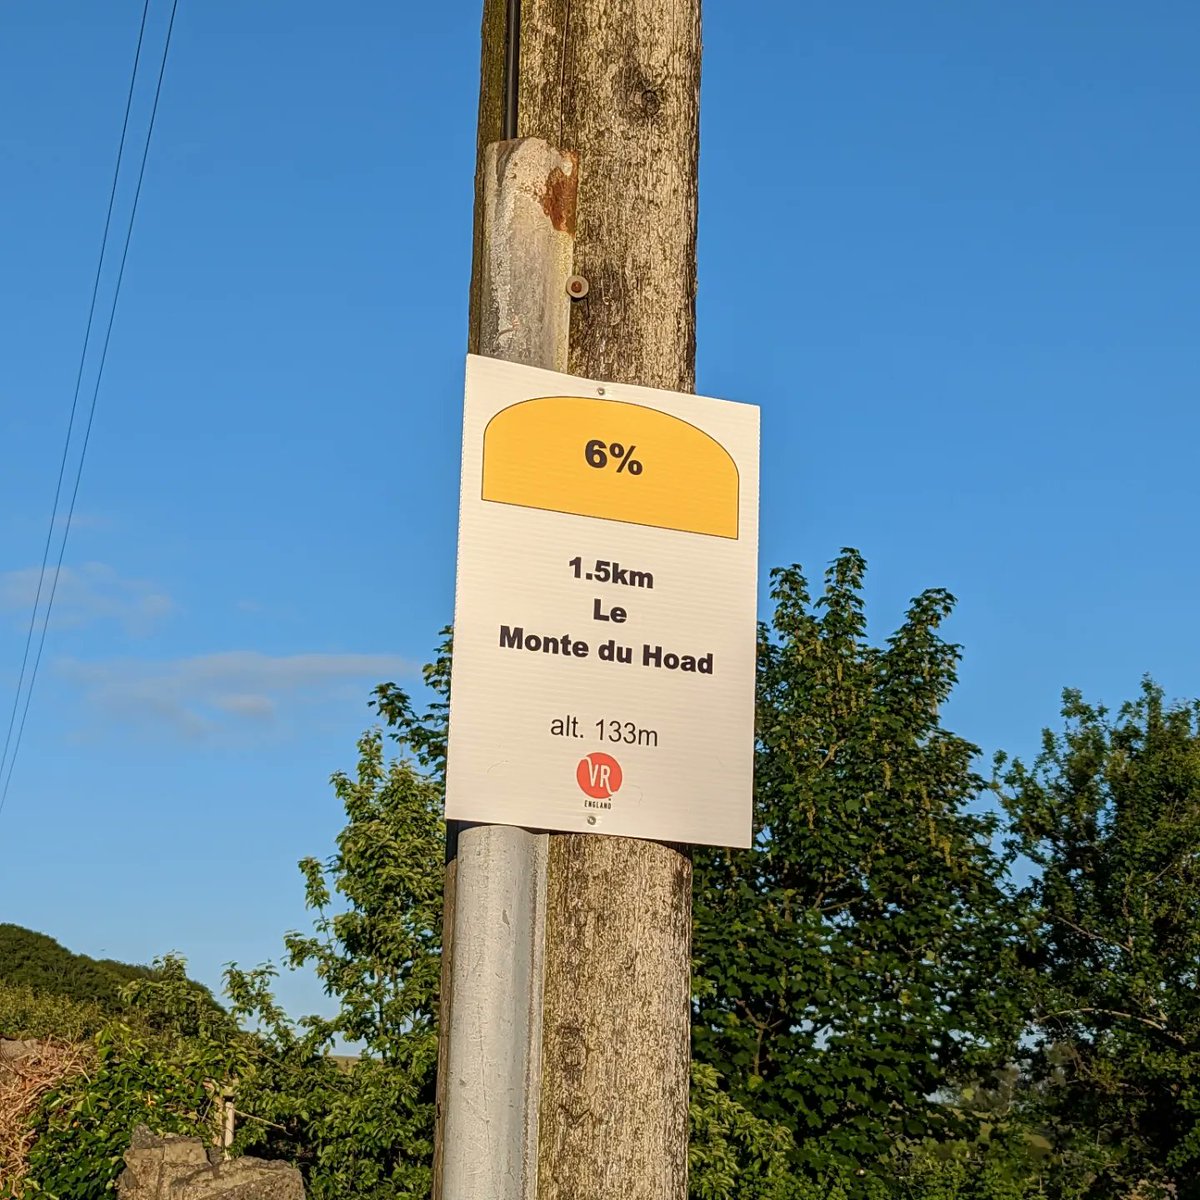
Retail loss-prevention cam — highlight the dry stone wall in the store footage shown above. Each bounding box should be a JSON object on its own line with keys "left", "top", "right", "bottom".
{"left": 117, "top": 1126, "right": 305, "bottom": 1200}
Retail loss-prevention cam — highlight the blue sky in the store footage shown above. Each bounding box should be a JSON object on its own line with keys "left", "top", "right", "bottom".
{"left": 1, "top": 1, "right": 1197, "bottom": 1018}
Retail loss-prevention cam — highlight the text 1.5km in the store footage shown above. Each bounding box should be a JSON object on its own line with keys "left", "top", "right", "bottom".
{"left": 568, "top": 557, "right": 654, "bottom": 589}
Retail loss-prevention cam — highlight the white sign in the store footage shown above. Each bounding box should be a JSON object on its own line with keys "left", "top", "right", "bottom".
{"left": 445, "top": 355, "right": 759, "bottom": 847}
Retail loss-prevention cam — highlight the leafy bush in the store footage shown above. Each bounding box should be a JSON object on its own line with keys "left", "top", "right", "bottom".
{"left": 0, "top": 1041, "right": 90, "bottom": 1198}
{"left": 19, "top": 958, "right": 248, "bottom": 1200}
{"left": 223, "top": 725, "right": 444, "bottom": 1200}
{"left": 689, "top": 1064, "right": 1083, "bottom": 1200}
{"left": 0, "top": 985, "right": 108, "bottom": 1043}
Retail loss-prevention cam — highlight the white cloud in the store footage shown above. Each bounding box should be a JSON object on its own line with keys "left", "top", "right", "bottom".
{"left": 51, "top": 513, "right": 111, "bottom": 532}
{"left": 6, "top": 512, "right": 112, "bottom": 537}
{"left": 214, "top": 692, "right": 277, "bottom": 718}
{"left": 58, "top": 650, "right": 415, "bottom": 740}
{"left": 0, "top": 562, "right": 172, "bottom": 635}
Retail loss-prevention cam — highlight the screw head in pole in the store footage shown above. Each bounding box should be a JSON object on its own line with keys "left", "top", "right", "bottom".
{"left": 567, "top": 274, "right": 589, "bottom": 299}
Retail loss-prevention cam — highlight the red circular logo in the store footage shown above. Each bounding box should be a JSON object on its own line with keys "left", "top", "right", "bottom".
{"left": 576, "top": 752, "right": 623, "bottom": 799}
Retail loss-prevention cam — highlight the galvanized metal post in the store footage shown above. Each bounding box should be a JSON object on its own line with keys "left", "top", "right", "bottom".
{"left": 435, "top": 136, "right": 578, "bottom": 1200}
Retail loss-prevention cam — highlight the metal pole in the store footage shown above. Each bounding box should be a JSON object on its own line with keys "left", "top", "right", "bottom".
{"left": 435, "top": 137, "right": 579, "bottom": 1200}
{"left": 501, "top": 0, "right": 521, "bottom": 140}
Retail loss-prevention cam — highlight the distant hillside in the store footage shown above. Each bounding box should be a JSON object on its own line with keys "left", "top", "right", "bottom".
{"left": 0, "top": 924, "right": 208, "bottom": 1011}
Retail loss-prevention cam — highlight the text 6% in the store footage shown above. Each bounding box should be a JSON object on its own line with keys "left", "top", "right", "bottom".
{"left": 584, "top": 439, "right": 644, "bottom": 475}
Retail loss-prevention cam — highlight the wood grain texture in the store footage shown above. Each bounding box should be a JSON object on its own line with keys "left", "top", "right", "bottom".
{"left": 474, "top": 2, "right": 701, "bottom": 1196}
{"left": 478, "top": 0, "right": 701, "bottom": 392}
{"left": 538, "top": 836, "right": 692, "bottom": 1200}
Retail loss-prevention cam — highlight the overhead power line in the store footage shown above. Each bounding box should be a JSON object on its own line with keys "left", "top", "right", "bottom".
{"left": 0, "top": 0, "right": 181, "bottom": 822}
{"left": 0, "top": 0, "right": 153, "bottom": 804}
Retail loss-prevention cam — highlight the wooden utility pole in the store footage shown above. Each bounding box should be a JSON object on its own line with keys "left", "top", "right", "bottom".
{"left": 437, "top": 1, "right": 701, "bottom": 1198}
{"left": 473, "top": 0, "right": 700, "bottom": 397}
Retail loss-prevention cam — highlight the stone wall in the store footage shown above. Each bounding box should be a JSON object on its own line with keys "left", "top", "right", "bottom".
{"left": 117, "top": 1126, "right": 305, "bottom": 1200}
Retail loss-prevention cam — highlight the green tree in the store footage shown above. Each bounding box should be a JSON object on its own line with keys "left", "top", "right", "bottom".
{"left": 11, "top": 583, "right": 1108, "bottom": 1199}
{"left": 692, "top": 552, "right": 1023, "bottom": 1181}
{"left": 17, "top": 703, "right": 445, "bottom": 1199}
{"left": 1001, "top": 680, "right": 1200, "bottom": 1198}
{"left": 226, "top": 714, "right": 445, "bottom": 1199}
{"left": 689, "top": 1061, "right": 1074, "bottom": 1200}
{"left": 20, "top": 956, "right": 247, "bottom": 1200}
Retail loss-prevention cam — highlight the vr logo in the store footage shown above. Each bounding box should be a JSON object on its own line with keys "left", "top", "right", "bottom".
{"left": 576, "top": 752, "right": 623, "bottom": 800}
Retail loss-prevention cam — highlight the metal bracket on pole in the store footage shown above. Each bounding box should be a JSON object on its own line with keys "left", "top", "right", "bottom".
{"left": 438, "top": 137, "right": 578, "bottom": 1200}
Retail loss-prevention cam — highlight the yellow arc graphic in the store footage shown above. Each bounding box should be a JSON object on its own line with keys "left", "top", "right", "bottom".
{"left": 482, "top": 396, "right": 739, "bottom": 538}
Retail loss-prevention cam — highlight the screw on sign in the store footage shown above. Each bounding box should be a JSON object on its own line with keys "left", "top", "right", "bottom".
{"left": 577, "top": 752, "right": 623, "bottom": 799}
